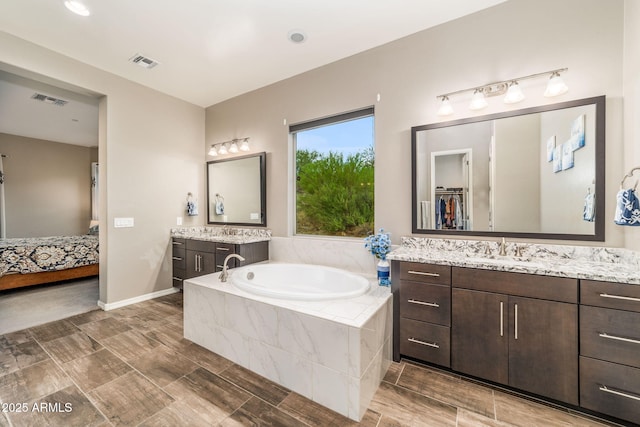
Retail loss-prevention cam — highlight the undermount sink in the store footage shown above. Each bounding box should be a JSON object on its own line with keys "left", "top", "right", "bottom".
{"left": 463, "top": 256, "right": 546, "bottom": 270}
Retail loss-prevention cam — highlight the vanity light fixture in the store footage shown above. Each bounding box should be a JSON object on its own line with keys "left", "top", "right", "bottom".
{"left": 469, "top": 89, "right": 488, "bottom": 110}
{"left": 504, "top": 81, "right": 525, "bottom": 104}
{"left": 544, "top": 71, "right": 569, "bottom": 97}
{"left": 436, "top": 68, "right": 568, "bottom": 116}
{"left": 208, "top": 137, "right": 251, "bottom": 157}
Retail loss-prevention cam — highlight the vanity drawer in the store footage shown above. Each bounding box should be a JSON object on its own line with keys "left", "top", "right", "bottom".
{"left": 172, "top": 238, "right": 186, "bottom": 256}
{"left": 186, "top": 239, "right": 216, "bottom": 253}
{"left": 580, "top": 305, "right": 640, "bottom": 369}
{"left": 399, "top": 318, "right": 450, "bottom": 367}
{"left": 452, "top": 267, "right": 577, "bottom": 303}
{"left": 400, "top": 282, "right": 450, "bottom": 326}
{"left": 400, "top": 262, "right": 451, "bottom": 286}
{"left": 580, "top": 356, "right": 640, "bottom": 423}
{"left": 172, "top": 252, "right": 186, "bottom": 270}
{"left": 172, "top": 269, "right": 185, "bottom": 289}
{"left": 581, "top": 280, "right": 640, "bottom": 313}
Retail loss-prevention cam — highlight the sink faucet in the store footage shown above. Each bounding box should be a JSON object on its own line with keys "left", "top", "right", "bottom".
{"left": 498, "top": 237, "right": 507, "bottom": 256}
{"left": 219, "top": 253, "right": 245, "bottom": 282}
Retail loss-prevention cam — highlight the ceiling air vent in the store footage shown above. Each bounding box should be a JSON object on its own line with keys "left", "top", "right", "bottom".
{"left": 129, "top": 53, "right": 160, "bottom": 69}
{"left": 31, "top": 93, "right": 68, "bottom": 106}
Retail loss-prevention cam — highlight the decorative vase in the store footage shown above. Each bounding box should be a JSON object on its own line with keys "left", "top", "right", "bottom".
{"left": 377, "top": 258, "right": 390, "bottom": 286}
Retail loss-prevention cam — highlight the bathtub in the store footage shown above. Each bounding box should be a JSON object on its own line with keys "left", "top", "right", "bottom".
{"left": 230, "top": 263, "right": 370, "bottom": 301}
{"left": 184, "top": 262, "right": 392, "bottom": 421}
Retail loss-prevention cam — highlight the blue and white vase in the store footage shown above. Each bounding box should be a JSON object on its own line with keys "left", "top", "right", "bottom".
{"left": 377, "top": 258, "right": 390, "bottom": 286}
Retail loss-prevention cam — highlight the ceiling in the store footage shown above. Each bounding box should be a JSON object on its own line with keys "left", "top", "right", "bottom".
{"left": 0, "top": 0, "right": 506, "bottom": 146}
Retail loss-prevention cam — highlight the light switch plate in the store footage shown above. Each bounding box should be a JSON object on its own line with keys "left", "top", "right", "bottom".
{"left": 177, "top": 216, "right": 183, "bottom": 226}
{"left": 114, "top": 217, "right": 134, "bottom": 228}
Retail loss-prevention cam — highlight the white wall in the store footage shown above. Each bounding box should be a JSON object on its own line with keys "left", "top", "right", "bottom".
{"left": 0, "top": 32, "right": 205, "bottom": 304}
{"left": 206, "top": 0, "right": 626, "bottom": 248}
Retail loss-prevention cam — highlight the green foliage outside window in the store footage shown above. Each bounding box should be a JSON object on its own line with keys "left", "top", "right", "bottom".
{"left": 296, "top": 147, "right": 374, "bottom": 237}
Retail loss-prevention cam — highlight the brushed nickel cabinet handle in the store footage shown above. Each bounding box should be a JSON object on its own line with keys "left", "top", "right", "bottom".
{"left": 407, "top": 270, "right": 440, "bottom": 277}
{"left": 172, "top": 241, "right": 184, "bottom": 245}
{"left": 172, "top": 277, "right": 183, "bottom": 282}
{"left": 599, "top": 332, "right": 640, "bottom": 345}
{"left": 216, "top": 247, "right": 230, "bottom": 251}
{"left": 599, "top": 385, "right": 640, "bottom": 402}
{"left": 407, "top": 299, "right": 439, "bottom": 308}
{"left": 408, "top": 337, "right": 439, "bottom": 348}
{"left": 514, "top": 304, "right": 518, "bottom": 340}
{"left": 600, "top": 293, "right": 640, "bottom": 303}
{"left": 172, "top": 256, "right": 182, "bottom": 261}
{"left": 500, "top": 301, "right": 504, "bottom": 337}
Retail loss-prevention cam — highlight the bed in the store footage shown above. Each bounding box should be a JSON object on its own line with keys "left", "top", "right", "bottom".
{"left": 0, "top": 235, "right": 99, "bottom": 291}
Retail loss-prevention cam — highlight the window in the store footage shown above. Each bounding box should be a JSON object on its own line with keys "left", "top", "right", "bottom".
{"left": 291, "top": 108, "right": 374, "bottom": 238}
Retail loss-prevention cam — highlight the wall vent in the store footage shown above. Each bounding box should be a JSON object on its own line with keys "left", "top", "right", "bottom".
{"left": 129, "top": 53, "right": 160, "bottom": 69}
{"left": 31, "top": 93, "right": 68, "bottom": 106}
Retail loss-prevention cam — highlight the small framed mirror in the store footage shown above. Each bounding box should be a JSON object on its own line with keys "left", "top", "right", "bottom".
{"left": 412, "top": 96, "right": 605, "bottom": 241}
{"left": 207, "top": 152, "right": 266, "bottom": 226}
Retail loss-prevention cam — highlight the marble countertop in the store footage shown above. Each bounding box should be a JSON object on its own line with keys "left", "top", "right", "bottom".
{"left": 171, "top": 226, "right": 271, "bottom": 244}
{"left": 387, "top": 237, "right": 640, "bottom": 285}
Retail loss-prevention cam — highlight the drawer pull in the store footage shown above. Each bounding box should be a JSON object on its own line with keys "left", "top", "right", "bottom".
{"left": 599, "top": 385, "right": 640, "bottom": 402}
{"left": 172, "top": 277, "right": 183, "bottom": 282}
{"left": 407, "top": 299, "right": 439, "bottom": 308}
{"left": 172, "top": 241, "right": 184, "bottom": 245}
{"left": 172, "top": 256, "right": 183, "bottom": 261}
{"left": 216, "top": 247, "right": 230, "bottom": 251}
{"left": 599, "top": 332, "right": 640, "bottom": 345}
{"left": 407, "top": 270, "right": 440, "bottom": 277}
{"left": 600, "top": 293, "right": 640, "bottom": 303}
{"left": 408, "top": 337, "right": 439, "bottom": 349}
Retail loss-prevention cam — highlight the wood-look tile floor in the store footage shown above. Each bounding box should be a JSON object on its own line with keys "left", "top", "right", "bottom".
{"left": 0, "top": 293, "right": 626, "bottom": 426}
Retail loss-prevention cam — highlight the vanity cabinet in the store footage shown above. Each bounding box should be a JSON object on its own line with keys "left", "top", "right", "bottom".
{"left": 579, "top": 280, "right": 640, "bottom": 423}
{"left": 396, "top": 262, "right": 452, "bottom": 368}
{"left": 451, "top": 267, "right": 579, "bottom": 405}
{"left": 171, "top": 238, "right": 268, "bottom": 289}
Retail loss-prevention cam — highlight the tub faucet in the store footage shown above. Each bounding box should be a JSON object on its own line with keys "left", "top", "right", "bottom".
{"left": 219, "top": 253, "right": 245, "bottom": 282}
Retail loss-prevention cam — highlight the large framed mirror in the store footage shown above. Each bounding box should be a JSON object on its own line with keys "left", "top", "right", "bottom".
{"left": 207, "top": 152, "right": 266, "bottom": 226}
{"left": 412, "top": 96, "right": 605, "bottom": 241}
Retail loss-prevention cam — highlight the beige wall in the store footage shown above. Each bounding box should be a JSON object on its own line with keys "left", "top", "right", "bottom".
{"left": 623, "top": 0, "right": 640, "bottom": 250}
{"left": 0, "top": 32, "right": 205, "bottom": 304}
{"left": 206, "top": 0, "right": 626, "bottom": 247}
{"left": 0, "top": 133, "right": 93, "bottom": 237}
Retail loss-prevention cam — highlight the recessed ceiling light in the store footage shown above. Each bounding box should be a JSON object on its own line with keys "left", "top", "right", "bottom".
{"left": 287, "top": 30, "right": 306, "bottom": 44}
{"left": 64, "top": 1, "right": 90, "bottom": 17}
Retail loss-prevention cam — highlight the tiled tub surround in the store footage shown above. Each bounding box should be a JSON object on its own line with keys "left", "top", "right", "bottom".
{"left": 170, "top": 226, "right": 272, "bottom": 244}
{"left": 388, "top": 237, "right": 640, "bottom": 284}
{"left": 183, "top": 266, "right": 392, "bottom": 421}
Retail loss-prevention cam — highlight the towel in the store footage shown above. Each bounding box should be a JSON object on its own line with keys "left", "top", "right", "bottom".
{"left": 215, "top": 200, "right": 224, "bottom": 215}
{"left": 614, "top": 188, "right": 640, "bottom": 226}
{"left": 583, "top": 191, "right": 595, "bottom": 222}
{"left": 187, "top": 200, "right": 199, "bottom": 216}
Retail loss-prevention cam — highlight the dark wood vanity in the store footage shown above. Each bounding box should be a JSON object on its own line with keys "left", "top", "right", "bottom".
{"left": 391, "top": 260, "right": 640, "bottom": 425}
{"left": 172, "top": 237, "right": 268, "bottom": 289}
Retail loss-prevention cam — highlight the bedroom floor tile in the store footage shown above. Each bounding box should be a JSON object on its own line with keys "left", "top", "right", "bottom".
{"left": 1, "top": 291, "right": 626, "bottom": 427}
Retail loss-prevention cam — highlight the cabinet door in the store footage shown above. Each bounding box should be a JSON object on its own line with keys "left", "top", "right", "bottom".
{"left": 508, "top": 296, "right": 578, "bottom": 405}
{"left": 186, "top": 250, "right": 217, "bottom": 278}
{"left": 452, "top": 288, "right": 508, "bottom": 384}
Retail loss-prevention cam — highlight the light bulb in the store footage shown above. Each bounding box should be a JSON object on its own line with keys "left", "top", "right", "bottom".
{"left": 544, "top": 73, "right": 568, "bottom": 97}
{"left": 240, "top": 139, "right": 250, "bottom": 151}
{"left": 229, "top": 141, "right": 239, "bottom": 153}
{"left": 469, "top": 90, "right": 488, "bottom": 110}
{"left": 504, "top": 82, "right": 525, "bottom": 104}
{"left": 208, "top": 145, "right": 218, "bottom": 156}
{"left": 437, "top": 97, "right": 454, "bottom": 116}
{"left": 218, "top": 143, "right": 228, "bottom": 155}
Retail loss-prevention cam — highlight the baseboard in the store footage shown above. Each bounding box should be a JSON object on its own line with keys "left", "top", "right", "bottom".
{"left": 98, "top": 287, "right": 180, "bottom": 311}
